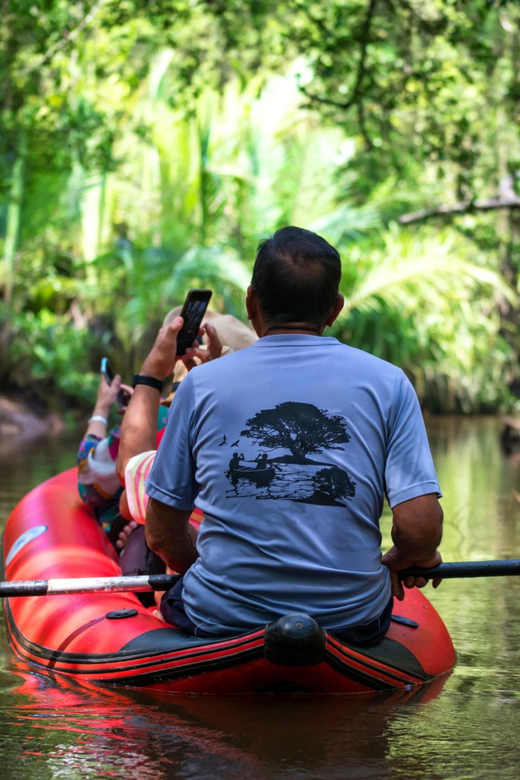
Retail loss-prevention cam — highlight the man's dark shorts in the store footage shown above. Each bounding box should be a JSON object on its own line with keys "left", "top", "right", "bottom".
{"left": 161, "top": 576, "right": 393, "bottom": 646}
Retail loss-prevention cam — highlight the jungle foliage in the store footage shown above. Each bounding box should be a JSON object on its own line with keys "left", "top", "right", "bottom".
{"left": 1, "top": 0, "right": 520, "bottom": 413}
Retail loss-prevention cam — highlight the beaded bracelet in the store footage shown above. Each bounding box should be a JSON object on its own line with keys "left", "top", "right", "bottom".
{"left": 88, "top": 415, "right": 108, "bottom": 425}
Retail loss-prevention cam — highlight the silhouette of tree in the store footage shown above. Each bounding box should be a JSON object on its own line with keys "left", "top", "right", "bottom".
{"left": 313, "top": 466, "right": 356, "bottom": 501}
{"left": 241, "top": 402, "right": 350, "bottom": 463}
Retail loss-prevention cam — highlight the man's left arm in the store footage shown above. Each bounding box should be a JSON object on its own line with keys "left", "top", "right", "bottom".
{"left": 383, "top": 371, "right": 444, "bottom": 598}
{"left": 381, "top": 493, "right": 443, "bottom": 600}
{"left": 145, "top": 497, "right": 198, "bottom": 574}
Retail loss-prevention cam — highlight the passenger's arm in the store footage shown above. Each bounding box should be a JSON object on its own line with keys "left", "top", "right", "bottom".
{"left": 116, "top": 385, "right": 162, "bottom": 483}
{"left": 116, "top": 316, "right": 185, "bottom": 482}
{"left": 381, "top": 493, "right": 443, "bottom": 600}
{"left": 116, "top": 318, "right": 224, "bottom": 483}
{"left": 145, "top": 497, "right": 198, "bottom": 573}
{"left": 84, "top": 374, "right": 122, "bottom": 439}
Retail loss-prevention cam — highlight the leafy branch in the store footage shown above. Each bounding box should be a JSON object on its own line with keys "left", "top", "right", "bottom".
{"left": 399, "top": 177, "right": 520, "bottom": 224}
{"left": 299, "top": 0, "right": 379, "bottom": 114}
{"left": 20, "top": 0, "right": 111, "bottom": 77}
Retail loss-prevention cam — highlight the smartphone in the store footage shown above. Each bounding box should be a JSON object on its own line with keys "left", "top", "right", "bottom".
{"left": 100, "top": 358, "right": 129, "bottom": 408}
{"left": 176, "top": 289, "right": 213, "bottom": 355}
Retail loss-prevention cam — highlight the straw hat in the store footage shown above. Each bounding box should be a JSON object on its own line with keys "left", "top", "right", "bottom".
{"left": 161, "top": 306, "right": 257, "bottom": 401}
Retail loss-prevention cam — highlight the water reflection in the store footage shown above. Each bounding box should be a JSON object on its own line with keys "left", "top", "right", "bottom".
{"left": 0, "top": 664, "right": 449, "bottom": 780}
{"left": 0, "top": 434, "right": 79, "bottom": 525}
{"left": 1, "top": 418, "right": 520, "bottom": 778}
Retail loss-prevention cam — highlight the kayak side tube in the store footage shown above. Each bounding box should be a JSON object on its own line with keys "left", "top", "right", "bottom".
{"left": 2, "top": 469, "right": 456, "bottom": 695}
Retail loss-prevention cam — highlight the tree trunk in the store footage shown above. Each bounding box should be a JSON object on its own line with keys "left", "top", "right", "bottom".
{"left": 0, "top": 133, "right": 27, "bottom": 379}
{"left": 2, "top": 132, "right": 27, "bottom": 313}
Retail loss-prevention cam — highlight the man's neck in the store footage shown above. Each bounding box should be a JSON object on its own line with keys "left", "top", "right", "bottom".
{"left": 262, "top": 323, "right": 323, "bottom": 337}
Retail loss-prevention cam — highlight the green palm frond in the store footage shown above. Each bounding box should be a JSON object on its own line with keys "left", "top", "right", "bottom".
{"left": 309, "top": 202, "right": 380, "bottom": 246}
{"left": 342, "top": 228, "right": 516, "bottom": 316}
{"left": 332, "top": 226, "right": 518, "bottom": 411}
{"left": 166, "top": 246, "right": 251, "bottom": 294}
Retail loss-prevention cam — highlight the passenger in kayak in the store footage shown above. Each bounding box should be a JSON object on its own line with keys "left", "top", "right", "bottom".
{"left": 76, "top": 373, "right": 137, "bottom": 550}
{"left": 77, "top": 308, "right": 253, "bottom": 557}
{"left": 144, "top": 225, "right": 444, "bottom": 644}
{"left": 115, "top": 310, "right": 257, "bottom": 557}
{"left": 116, "top": 315, "right": 223, "bottom": 531}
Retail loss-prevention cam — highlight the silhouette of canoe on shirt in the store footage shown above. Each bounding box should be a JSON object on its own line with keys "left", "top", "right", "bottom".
{"left": 229, "top": 463, "right": 277, "bottom": 487}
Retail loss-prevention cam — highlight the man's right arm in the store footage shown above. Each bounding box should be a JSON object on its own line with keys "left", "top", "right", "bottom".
{"left": 381, "top": 493, "right": 443, "bottom": 600}
{"left": 145, "top": 497, "right": 198, "bottom": 574}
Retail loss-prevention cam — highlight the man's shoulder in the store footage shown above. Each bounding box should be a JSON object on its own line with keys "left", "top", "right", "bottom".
{"left": 189, "top": 345, "right": 256, "bottom": 378}
{"left": 190, "top": 339, "right": 403, "bottom": 380}
{"left": 335, "top": 342, "right": 403, "bottom": 376}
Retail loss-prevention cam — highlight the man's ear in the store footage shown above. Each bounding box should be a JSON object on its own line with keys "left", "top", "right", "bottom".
{"left": 325, "top": 294, "right": 345, "bottom": 328}
{"left": 246, "top": 286, "right": 264, "bottom": 336}
{"left": 245, "top": 285, "right": 255, "bottom": 321}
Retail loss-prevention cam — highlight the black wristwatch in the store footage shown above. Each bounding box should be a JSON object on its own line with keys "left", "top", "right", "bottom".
{"left": 132, "top": 374, "right": 163, "bottom": 392}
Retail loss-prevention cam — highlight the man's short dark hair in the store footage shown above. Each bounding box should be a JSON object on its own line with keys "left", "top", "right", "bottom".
{"left": 251, "top": 226, "right": 341, "bottom": 328}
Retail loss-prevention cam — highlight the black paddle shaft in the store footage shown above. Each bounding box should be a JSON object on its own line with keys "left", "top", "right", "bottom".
{"left": 400, "top": 559, "right": 520, "bottom": 579}
{"left": 2, "top": 562, "right": 520, "bottom": 599}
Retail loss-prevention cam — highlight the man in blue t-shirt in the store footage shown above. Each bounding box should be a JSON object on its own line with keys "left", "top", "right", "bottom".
{"left": 144, "top": 226, "right": 443, "bottom": 643}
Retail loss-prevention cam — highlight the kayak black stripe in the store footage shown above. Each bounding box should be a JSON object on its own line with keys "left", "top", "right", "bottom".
{"left": 44, "top": 643, "right": 265, "bottom": 676}
{"left": 327, "top": 642, "right": 428, "bottom": 684}
{"left": 4, "top": 602, "right": 264, "bottom": 668}
{"left": 4, "top": 603, "right": 430, "bottom": 690}
{"left": 329, "top": 636, "right": 431, "bottom": 681}
{"left": 100, "top": 649, "right": 266, "bottom": 685}
{"left": 326, "top": 637, "right": 430, "bottom": 683}
{"left": 6, "top": 612, "right": 264, "bottom": 678}
{"left": 10, "top": 624, "right": 383, "bottom": 689}
{"left": 8, "top": 624, "right": 419, "bottom": 691}
{"left": 12, "top": 636, "right": 265, "bottom": 681}
{"left": 324, "top": 652, "right": 401, "bottom": 690}
{"left": 325, "top": 649, "right": 426, "bottom": 688}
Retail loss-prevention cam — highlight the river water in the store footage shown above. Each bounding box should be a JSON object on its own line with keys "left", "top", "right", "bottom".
{"left": 0, "top": 417, "right": 520, "bottom": 779}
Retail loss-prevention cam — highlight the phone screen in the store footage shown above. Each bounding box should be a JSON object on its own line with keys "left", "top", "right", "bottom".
{"left": 176, "top": 289, "right": 213, "bottom": 355}
{"left": 100, "top": 358, "right": 115, "bottom": 385}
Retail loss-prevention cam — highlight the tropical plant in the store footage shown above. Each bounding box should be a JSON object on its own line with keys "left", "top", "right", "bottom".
{"left": 2, "top": 0, "right": 520, "bottom": 415}
{"left": 331, "top": 226, "right": 517, "bottom": 411}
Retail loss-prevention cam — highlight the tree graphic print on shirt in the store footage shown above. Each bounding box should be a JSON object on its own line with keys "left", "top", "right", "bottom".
{"left": 224, "top": 402, "right": 356, "bottom": 506}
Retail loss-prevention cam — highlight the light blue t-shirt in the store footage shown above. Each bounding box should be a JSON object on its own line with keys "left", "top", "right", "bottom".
{"left": 146, "top": 335, "right": 441, "bottom": 635}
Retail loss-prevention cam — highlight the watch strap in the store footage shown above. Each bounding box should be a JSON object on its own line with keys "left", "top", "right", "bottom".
{"left": 132, "top": 374, "right": 163, "bottom": 392}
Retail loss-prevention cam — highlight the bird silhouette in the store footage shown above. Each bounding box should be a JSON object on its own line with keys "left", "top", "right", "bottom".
{"left": 231, "top": 439, "right": 240, "bottom": 447}
{"left": 219, "top": 435, "right": 227, "bottom": 446}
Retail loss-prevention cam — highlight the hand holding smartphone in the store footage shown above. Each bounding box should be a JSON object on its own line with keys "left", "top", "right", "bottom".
{"left": 100, "top": 358, "right": 130, "bottom": 408}
{"left": 176, "top": 289, "right": 213, "bottom": 355}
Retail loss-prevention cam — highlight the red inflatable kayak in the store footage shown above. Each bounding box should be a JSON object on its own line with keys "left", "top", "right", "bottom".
{"left": 2, "top": 469, "right": 456, "bottom": 694}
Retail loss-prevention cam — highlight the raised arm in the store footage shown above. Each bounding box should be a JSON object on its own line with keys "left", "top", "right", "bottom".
{"left": 85, "top": 373, "right": 124, "bottom": 439}
{"left": 116, "top": 317, "right": 224, "bottom": 483}
{"left": 116, "top": 316, "right": 184, "bottom": 482}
